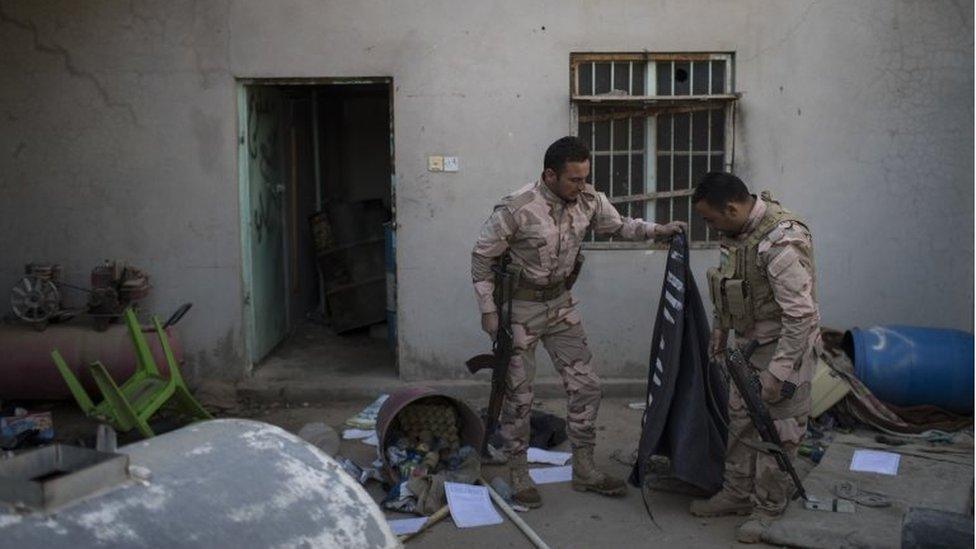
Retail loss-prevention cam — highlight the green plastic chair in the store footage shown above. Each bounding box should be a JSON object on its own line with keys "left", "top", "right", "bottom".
{"left": 51, "top": 307, "right": 212, "bottom": 438}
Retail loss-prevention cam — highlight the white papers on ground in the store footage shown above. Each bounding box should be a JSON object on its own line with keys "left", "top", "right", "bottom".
{"left": 362, "top": 433, "right": 379, "bottom": 446}
{"left": 850, "top": 449, "right": 900, "bottom": 475}
{"left": 345, "top": 394, "right": 390, "bottom": 429}
{"left": 528, "top": 465, "right": 573, "bottom": 485}
{"left": 387, "top": 517, "right": 427, "bottom": 536}
{"left": 444, "top": 482, "right": 503, "bottom": 528}
{"left": 527, "top": 447, "right": 571, "bottom": 466}
{"left": 342, "top": 428, "right": 374, "bottom": 440}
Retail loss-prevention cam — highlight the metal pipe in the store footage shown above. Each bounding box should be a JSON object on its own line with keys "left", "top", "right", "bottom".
{"left": 399, "top": 504, "right": 449, "bottom": 543}
{"left": 479, "top": 478, "right": 551, "bottom": 549}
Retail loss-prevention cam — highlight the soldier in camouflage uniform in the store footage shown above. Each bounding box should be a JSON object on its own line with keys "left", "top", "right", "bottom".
{"left": 688, "top": 172, "right": 820, "bottom": 544}
{"left": 471, "top": 136, "right": 685, "bottom": 508}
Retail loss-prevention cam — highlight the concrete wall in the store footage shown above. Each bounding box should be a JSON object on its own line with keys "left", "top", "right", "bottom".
{"left": 0, "top": 1, "right": 971, "bottom": 382}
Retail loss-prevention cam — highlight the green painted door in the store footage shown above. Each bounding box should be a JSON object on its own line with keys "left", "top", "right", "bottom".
{"left": 242, "top": 86, "right": 287, "bottom": 363}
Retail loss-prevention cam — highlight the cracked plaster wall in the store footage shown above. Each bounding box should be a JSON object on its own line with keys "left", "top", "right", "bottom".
{"left": 0, "top": 1, "right": 971, "bottom": 382}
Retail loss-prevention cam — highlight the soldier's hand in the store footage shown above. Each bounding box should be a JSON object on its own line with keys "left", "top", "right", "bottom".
{"left": 481, "top": 312, "right": 499, "bottom": 339}
{"left": 759, "top": 369, "right": 784, "bottom": 403}
{"left": 653, "top": 221, "right": 688, "bottom": 239}
{"left": 708, "top": 328, "right": 728, "bottom": 361}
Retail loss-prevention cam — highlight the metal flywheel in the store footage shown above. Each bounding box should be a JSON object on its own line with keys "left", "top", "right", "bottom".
{"left": 10, "top": 275, "right": 61, "bottom": 324}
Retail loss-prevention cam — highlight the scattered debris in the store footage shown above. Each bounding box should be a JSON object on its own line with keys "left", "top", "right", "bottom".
{"left": 375, "top": 394, "right": 484, "bottom": 517}
{"left": 528, "top": 465, "right": 572, "bottom": 485}
{"left": 346, "top": 394, "right": 389, "bottom": 429}
{"left": 799, "top": 441, "right": 826, "bottom": 464}
{"left": 850, "top": 449, "right": 900, "bottom": 475}
{"left": 527, "top": 447, "right": 571, "bottom": 466}
{"left": 803, "top": 495, "right": 856, "bottom": 513}
{"left": 0, "top": 409, "right": 53, "bottom": 450}
{"left": 387, "top": 516, "right": 427, "bottom": 536}
{"left": 832, "top": 480, "right": 891, "bottom": 508}
{"left": 482, "top": 408, "right": 567, "bottom": 451}
{"left": 765, "top": 434, "right": 973, "bottom": 548}
{"left": 342, "top": 428, "right": 375, "bottom": 440}
{"left": 443, "top": 481, "right": 503, "bottom": 528}
{"left": 340, "top": 457, "right": 383, "bottom": 485}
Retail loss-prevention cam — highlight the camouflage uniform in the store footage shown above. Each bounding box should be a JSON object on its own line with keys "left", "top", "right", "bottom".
{"left": 707, "top": 194, "right": 819, "bottom": 517}
{"left": 472, "top": 180, "right": 659, "bottom": 457}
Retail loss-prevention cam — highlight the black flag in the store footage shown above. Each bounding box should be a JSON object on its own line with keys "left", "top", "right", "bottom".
{"left": 630, "top": 233, "right": 729, "bottom": 497}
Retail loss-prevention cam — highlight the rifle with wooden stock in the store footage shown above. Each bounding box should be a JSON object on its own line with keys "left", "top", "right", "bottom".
{"left": 465, "top": 256, "right": 521, "bottom": 457}
{"left": 723, "top": 340, "right": 808, "bottom": 501}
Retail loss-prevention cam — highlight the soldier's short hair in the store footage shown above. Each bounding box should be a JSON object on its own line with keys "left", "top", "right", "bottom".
{"left": 544, "top": 136, "right": 590, "bottom": 175}
{"left": 693, "top": 172, "right": 751, "bottom": 209}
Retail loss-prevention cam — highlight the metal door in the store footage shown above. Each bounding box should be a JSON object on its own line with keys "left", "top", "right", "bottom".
{"left": 239, "top": 85, "right": 287, "bottom": 363}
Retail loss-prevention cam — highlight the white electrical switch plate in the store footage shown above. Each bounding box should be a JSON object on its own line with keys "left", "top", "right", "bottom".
{"left": 428, "top": 155, "right": 444, "bottom": 172}
{"left": 443, "top": 156, "right": 459, "bottom": 172}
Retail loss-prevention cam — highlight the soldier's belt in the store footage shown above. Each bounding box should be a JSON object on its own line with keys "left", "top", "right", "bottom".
{"left": 512, "top": 279, "right": 567, "bottom": 302}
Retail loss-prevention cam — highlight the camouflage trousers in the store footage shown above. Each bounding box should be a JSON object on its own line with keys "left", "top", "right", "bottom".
{"left": 723, "top": 343, "right": 811, "bottom": 516}
{"left": 499, "top": 292, "right": 601, "bottom": 458}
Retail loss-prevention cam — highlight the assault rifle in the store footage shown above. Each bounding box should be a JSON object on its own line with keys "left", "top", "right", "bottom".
{"left": 724, "top": 341, "right": 808, "bottom": 501}
{"left": 465, "top": 257, "right": 521, "bottom": 457}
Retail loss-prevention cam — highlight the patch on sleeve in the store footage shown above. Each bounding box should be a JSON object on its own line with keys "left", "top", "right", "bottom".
{"left": 767, "top": 245, "right": 800, "bottom": 278}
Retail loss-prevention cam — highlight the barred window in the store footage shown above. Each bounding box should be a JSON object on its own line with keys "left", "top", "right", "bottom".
{"left": 571, "top": 53, "right": 737, "bottom": 247}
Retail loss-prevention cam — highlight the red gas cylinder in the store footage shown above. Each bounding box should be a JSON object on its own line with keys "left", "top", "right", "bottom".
{"left": 0, "top": 322, "right": 180, "bottom": 400}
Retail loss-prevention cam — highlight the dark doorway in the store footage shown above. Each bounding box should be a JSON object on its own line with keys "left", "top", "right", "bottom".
{"left": 239, "top": 79, "right": 396, "bottom": 379}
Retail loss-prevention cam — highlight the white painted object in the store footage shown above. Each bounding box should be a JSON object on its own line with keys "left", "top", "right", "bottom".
{"left": 0, "top": 419, "right": 399, "bottom": 548}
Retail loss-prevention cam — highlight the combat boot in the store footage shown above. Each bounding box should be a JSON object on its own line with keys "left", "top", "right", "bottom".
{"left": 689, "top": 490, "right": 753, "bottom": 517}
{"left": 509, "top": 454, "right": 542, "bottom": 508}
{"left": 571, "top": 446, "right": 626, "bottom": 496}
{"left": 736, "top": 511, "right": 775, "bottom": 543}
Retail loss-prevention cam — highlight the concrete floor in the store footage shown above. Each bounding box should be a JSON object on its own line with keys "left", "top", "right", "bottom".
{"left": 231, "top": 396, "right": 776, "bottom": 549}
{"left": 255, "top": 321, "right": 398, "bottom": 379}
{"left": 28, "top": 395, "right": 771, "bottom": 548}
{"left": 238, "top": 320, "right": 648, "bottom": 404}
{"left": 28, "top": 391, "right": 975, "bottom": 549}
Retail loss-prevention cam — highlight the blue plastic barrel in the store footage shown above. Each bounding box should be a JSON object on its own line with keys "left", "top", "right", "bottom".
{"left": 845, "top": 325, "right": 974, "bottom": 414}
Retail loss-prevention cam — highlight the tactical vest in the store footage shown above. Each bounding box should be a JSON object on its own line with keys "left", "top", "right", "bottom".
{"left": 707, "top": 192, "right": 812, "bottom": 334}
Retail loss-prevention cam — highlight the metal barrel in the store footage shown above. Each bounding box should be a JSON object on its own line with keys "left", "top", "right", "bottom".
{"left": 0, "top": 322, "right": 179, "bottom": 400}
